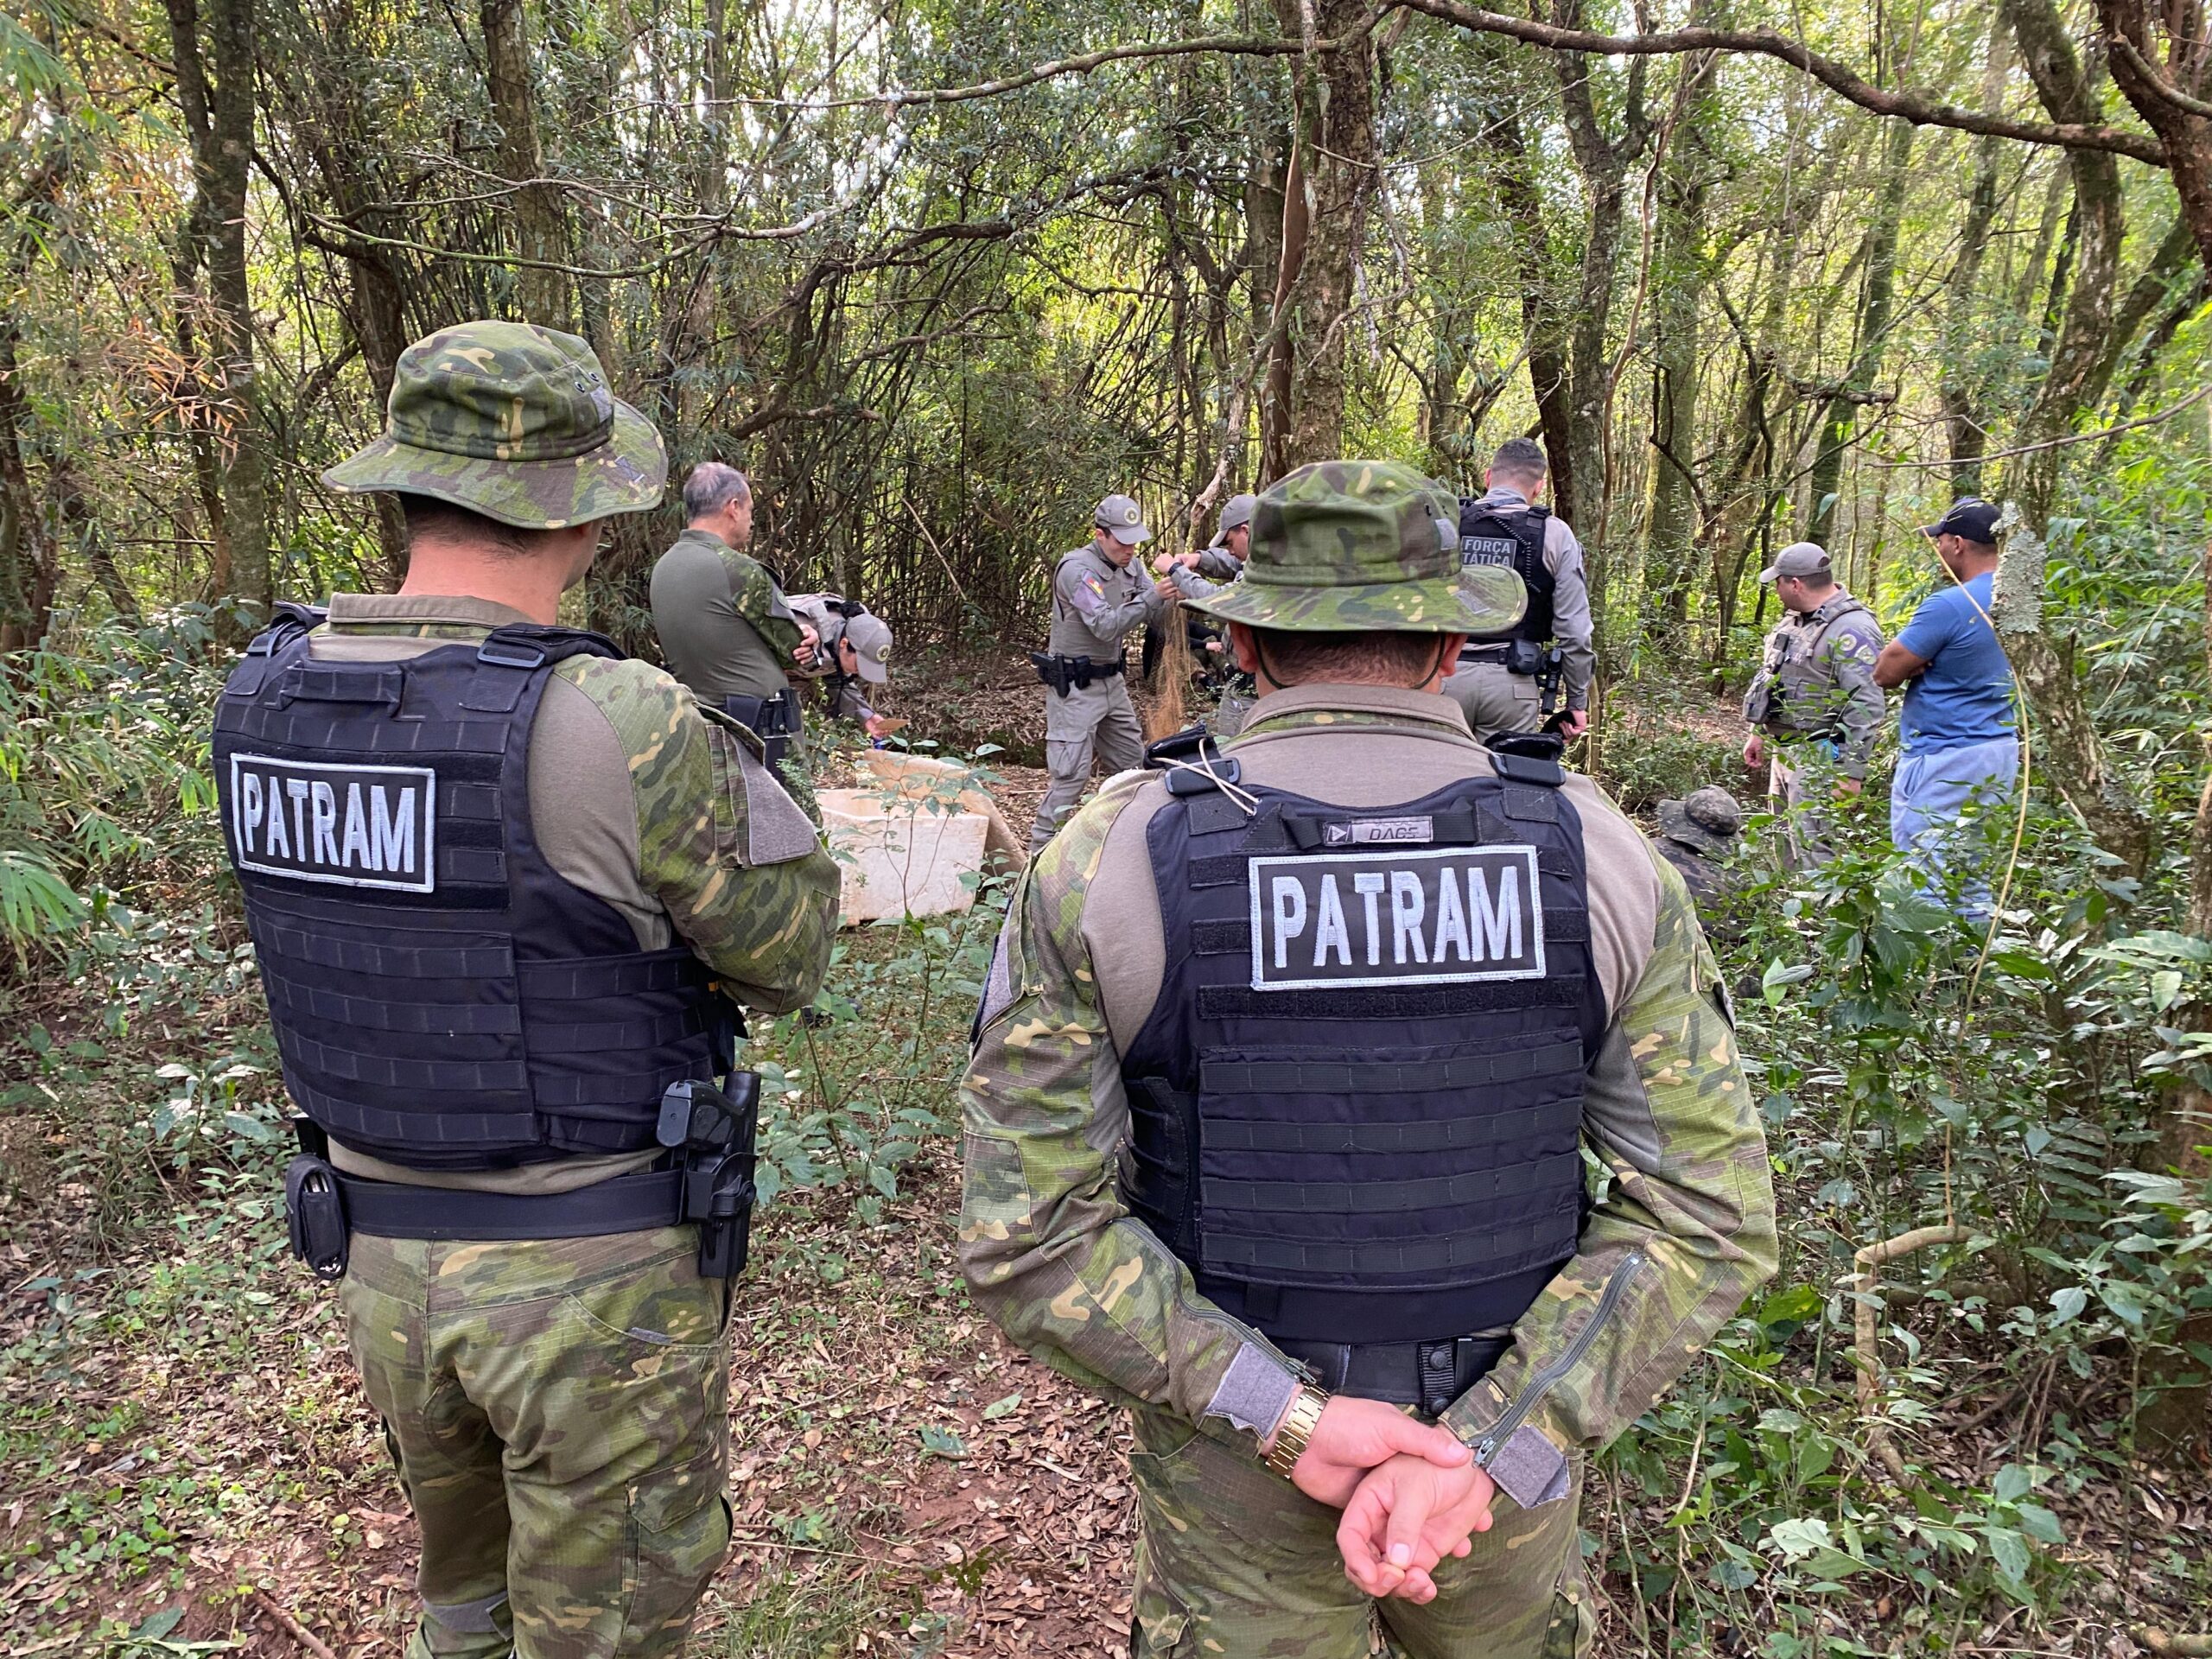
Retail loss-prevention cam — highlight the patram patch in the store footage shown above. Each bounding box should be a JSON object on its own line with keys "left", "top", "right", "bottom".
{"left": 1249, "top": 846, "right": 1543, "bottom": 991}
{"left": 228, "top": 753, "right": 435, "bottom": 892}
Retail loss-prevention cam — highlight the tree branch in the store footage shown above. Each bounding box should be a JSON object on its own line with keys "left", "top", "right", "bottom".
{"left": 2111, "top": 36, "right": 2212, "bottom": 121}
{"left": 1389, "top": 0, "right": 2167, "bottom": 164}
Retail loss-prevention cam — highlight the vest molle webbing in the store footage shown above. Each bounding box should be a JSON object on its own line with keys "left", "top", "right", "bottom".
{"left": 213, "top": 607, "right": 734, "bottom": 1171}
{"left": 1118, "top": 757, "right": 1603, "bottom": 1348}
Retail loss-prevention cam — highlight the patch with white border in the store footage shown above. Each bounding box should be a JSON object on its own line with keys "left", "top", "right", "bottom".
{"left": 228, "top": 753, "right": 435, "bottom": 892}
{"left": 1248, "top": 846, "right": 1544, "bottom": 991}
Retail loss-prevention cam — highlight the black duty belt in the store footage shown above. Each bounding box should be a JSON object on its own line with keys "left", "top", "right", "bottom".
{"left": 1028, "top": 652, "right": 1128, "bottom": 698}
{"left": 1457, "top": 645, "right": 1514, "bottom": 665}
{"left": 338, "top": 1166, "right": 683, "bottom": 1240}
{"left": 1275, "top": 1333, "right": 1510, "bottom": 1416}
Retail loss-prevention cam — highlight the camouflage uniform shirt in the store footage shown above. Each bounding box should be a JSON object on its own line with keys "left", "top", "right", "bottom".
{"left": 312, "top": 593, "right": 840, "bottom": 1194}
{"left": 960, "top": 682, "right": 1776, "bottom": 1501}
{"left": 649, "top": 527, "right": 805, "bottom": 702}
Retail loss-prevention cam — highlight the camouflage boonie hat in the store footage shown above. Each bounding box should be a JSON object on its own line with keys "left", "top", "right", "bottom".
{"left": 1657, "top": 786, "right": 1745, "bottom": 855}
{"left": 1185, "top": 460, "right": 1525, "bottom": 635}
{"left": 322, "top": 321, "right": 667, "bottom": 529}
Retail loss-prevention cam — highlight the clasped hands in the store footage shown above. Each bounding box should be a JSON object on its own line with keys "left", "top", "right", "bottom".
{"left": 1277, "top": 1395, "right": 1495, "bottom": 1604}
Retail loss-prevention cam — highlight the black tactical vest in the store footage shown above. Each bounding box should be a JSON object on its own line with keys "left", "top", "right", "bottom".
{"left": 1458, "top": 500, "right": 1554, "bottom": 645}
{"left": 213, "top": 606, "right": 735, "bottom": 1172}
{"left": 1119, "top": 756, "right": 1603, "bottom": 1346}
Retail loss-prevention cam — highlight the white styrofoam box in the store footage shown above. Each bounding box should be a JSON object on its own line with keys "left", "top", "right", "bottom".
{"left": 818, "top": 787, "right": 992, "bottom": 926}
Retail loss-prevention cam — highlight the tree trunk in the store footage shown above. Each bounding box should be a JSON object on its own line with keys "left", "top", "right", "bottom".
{"left": 1480, "top": 88, "right": 1575, "bottom": 513}
{"left": 1802, "top": 118, "right": 1912, "bottom": 543}
{"left": 166, "top": 0, "right": 270, "bottom": 630}
{"left": 1984, "top": 0, "right": 2156, "bottom": 887}
{"left": 0, "top": 316, "right": 56, "bottom": 652}
{"left": 480, "top": 0, "right": 570, "bottom": 325}
{"left": 2096, "top": 0, "right": 2212, "bottom": 281}
{"left": 1267, "top": 0, "right": 1379, "bottom": 468}
{"left": 1942, "top": 17, "right": 2012, "bottom": 496}
{"left": 1247, "top": 101, "right": 1288, "bottom": 483}
{"left": 1641, "top": 36, "right": 1720, "bottom": 635}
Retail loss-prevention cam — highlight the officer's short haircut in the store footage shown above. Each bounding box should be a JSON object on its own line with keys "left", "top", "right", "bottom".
{"left": 1248, "top": 626, "right": 1456, "bottom": 687}
{"left": 682, "top": 462, "right": 751, "bottom": 521}
{"left": 397, "top": 493, "right": 549, "bottom": 557}
{"left": 1491, "top": 437, "right": 1548, "bottom": 485}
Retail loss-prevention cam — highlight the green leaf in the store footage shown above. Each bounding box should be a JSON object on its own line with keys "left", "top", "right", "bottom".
{"left": 131, "top": 1608, "right": 186, "bottom": 1642}
{"left": 2046, "top": 1286, "right": 2086, "bottom": 1325}
{"left": 1992, "top": 1464, "right": 2031, "bottom": 1503}
{"left": 223, "top": 1111, "right": 276, "bottom": 1143}
{"left": 1757, "top": 1285, "right": 1821, "bottom": 1330}
{"left": 1761, "top": 960, "right": 1815, "bottom": 1004}
{"left": 2014, "top": 1503, "right": 2063, "bottom": 1545}
{"left": 2151, "top": 969, "right": 2184, "bottom": 1012}
{"left": 1984, "top": 1525, "right": 2031, "bottom": 1584}
{"left": 1764, "top": 1517, "right": 1832, "bottom": 1562}
{"left": 981, "top": 1392, "right": 1022, "bottom": 1421}
{"left": 918, "top": 1424, "right": 967, "bottom": 1459}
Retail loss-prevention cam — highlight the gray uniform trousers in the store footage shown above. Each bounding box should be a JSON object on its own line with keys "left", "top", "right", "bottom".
{"left": 1441, "top": 662, "right": 1541, "bottom": 741}
{"left": 1033, "top": 676, "right": 1144, "bottom": 852}
{"left": 1768, "top": 741, "right": 1843, "bottom": 869}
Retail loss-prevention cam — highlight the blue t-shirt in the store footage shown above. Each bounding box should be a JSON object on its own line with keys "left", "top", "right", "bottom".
{"left": 1896, "top": 571, "right": 2016, "bottom": 753}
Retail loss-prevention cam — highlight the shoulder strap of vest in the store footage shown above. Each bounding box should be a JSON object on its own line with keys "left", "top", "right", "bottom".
{"left": 246, "top": 601, "right": 327, "bottom": 658}
{"left": 474, "top": 623, "right": 626, "bottom": 670}
{"left": 1799, "top": 596, "right": 1872, "bottom": 656}
{"left": 1487, "top": 732, "right": 1567, "bottom": 787}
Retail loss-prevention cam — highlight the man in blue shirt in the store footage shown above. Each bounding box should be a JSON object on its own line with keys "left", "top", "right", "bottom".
{"left": 1873, "top": 499, "right": 2019, "bottom": 919}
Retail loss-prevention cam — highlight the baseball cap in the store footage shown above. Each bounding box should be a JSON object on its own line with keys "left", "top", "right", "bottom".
{"left": 1921, "top": 499, "right": 2000, "bottom": 543}
{"left": 1758, "top": 542, "right": 1833, "bottom": 583}
{"left": 323, "top": 321, "right": 666, "bottom": 529}
{"left": 1216, "top": 493, "right": 1258, "bottom": 538}
{"left": 1182, "top": 460, "right": 1525, "bottom": 636}
{"left": 841, "top": 612, "right": 893, "bottom": 683}
{"left": 1095, "top": 493, "right": 1152, "bottom": 546}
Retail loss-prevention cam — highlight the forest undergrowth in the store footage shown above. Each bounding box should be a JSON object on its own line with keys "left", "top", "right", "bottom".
{"left": 3, "top": 558, "right": 2212, "bottom": 1656}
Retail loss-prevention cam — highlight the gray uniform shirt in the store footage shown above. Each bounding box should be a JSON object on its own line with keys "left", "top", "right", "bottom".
{"left": 786, "top": 592, "right": 877, "bottom": 725}
{"left": 1475, "top": 486, "right": 1595, "bottom": 712}
{"left": 1747, "top": 591, "right": 1886, "bottom": 779}
{"left": 1167, "top": 544, "right": 1244, "bottom": 599}
{"left": 1046, "top": 539, "right": 1164, "bottom": 658}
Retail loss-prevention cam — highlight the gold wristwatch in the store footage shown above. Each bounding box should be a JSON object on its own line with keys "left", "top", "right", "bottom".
{"left": 1262, "top": 1384, "right": 1330, "bottom": 1478}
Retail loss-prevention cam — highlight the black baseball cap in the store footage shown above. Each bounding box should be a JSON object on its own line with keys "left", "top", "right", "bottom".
{"left": 1921, "top": 499, "right": 2000, "bottom": 543}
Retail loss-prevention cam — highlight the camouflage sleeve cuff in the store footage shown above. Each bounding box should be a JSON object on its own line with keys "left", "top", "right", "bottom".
{"left": 1201, "top": 1342, "right": 1300, "bottom": 1440}
{"left": 1485, "top": 1426, "right": 1572, "bottom": 1508}
{"left": 1450, "top": 1376, "right": 1573, "bottom": 1509}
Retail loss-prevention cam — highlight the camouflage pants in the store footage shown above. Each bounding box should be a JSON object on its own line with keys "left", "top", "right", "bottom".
{"left": 1127, "top": 1410, "right": 1591, "bottom": 1659}
{"left": 1033, "top": 676, "right": 1143, "bottom": 852}
{"left": 340, "top": 1227, "right": 733, "bottom": 1659}
{"left": 1440, "top": 663, "right": 1541, "bottom": 743}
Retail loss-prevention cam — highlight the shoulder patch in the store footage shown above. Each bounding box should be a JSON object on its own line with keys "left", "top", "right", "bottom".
{"left": 731, "top": 740, "right": 820, "bottom": 866}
